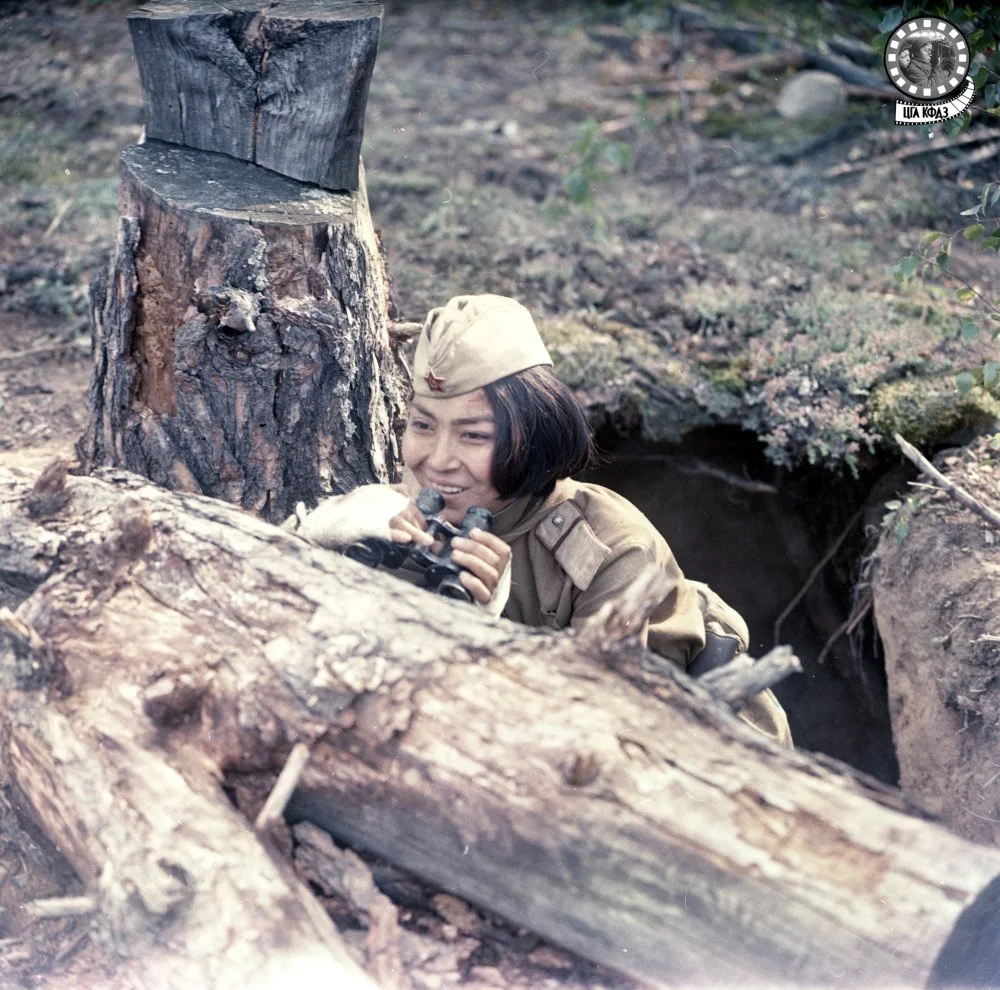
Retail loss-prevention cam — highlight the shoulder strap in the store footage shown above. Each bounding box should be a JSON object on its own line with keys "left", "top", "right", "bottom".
{"left": 534, "top": 499, "right": 611, "bottom": 592}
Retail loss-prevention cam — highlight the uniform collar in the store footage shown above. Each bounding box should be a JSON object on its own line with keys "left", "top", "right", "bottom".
{"left": 490, "top": 478, "right": 576, "bottom": 541}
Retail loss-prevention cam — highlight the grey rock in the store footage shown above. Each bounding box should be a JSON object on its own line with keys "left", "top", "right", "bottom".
{"left": 776, "top": 70, "right": 847, "bottom": 119}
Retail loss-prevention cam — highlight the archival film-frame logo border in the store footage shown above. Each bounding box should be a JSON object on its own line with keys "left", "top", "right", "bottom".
{"left": 883, "top": 16, "right": 976, "bottom": 126}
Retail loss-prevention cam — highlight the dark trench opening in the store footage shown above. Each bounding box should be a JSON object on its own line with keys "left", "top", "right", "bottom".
{"left": 584, "top": 424, "right": 906, "bottom": 785}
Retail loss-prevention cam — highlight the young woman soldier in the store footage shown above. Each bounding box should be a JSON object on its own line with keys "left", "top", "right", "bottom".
{"left": 296, "top": 294, "right": 791, "bottom": 746}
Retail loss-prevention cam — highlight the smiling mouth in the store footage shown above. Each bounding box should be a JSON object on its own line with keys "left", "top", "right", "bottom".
{"left": 433, "top": 485, "right": 467, "bottom": 496}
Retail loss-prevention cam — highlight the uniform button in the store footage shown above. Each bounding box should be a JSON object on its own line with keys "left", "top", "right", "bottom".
{"left": 552, "top": 514, "right": 564, "bottom": 526}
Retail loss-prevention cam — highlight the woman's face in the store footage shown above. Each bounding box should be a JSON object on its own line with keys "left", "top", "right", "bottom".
{"left": 918, "top": 43, "right": 932, "bottom": 59}
{"left": 401, "top": 388, "right": 510, "bottom": 524}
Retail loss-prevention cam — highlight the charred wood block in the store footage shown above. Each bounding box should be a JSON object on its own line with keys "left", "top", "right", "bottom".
{"left": 77, "top": 140, "right": 405, "bottom": 522}
{"left": 128, "top": 0, "right": 382, "bottom": 191}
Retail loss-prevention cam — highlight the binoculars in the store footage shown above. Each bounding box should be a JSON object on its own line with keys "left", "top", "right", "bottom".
{"left": 344, "top": 488, "right": 493, "bottom": 604}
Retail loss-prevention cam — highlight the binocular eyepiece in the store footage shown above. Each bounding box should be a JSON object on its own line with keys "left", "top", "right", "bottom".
{"left": 344, "top": 489, "right": 493, "bottom": 604}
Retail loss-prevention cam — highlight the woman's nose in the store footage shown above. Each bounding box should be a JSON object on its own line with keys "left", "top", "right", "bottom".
{"left": 426, "top": 433, "right": 459, "bottom": 470}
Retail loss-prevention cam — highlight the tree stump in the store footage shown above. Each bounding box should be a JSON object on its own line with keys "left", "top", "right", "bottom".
{"left": 4, "top": 463, "right": 1000, "bottom": 990}
{"left": 128, "top": 0, "right": 383, "bottom": 191}
{"left": 78, "top": 139, "right": 406, "bottom": 522}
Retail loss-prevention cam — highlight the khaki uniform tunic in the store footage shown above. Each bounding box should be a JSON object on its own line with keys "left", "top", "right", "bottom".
{"left": 489, "top": 478, "right": 792, "bottom": 746}
{"left": 491, "top": 478, "right": 705, "bottom": 665}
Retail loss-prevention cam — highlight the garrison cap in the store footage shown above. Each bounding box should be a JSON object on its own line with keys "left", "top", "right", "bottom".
{"left": 413, "top": 294, "right": 552, "bottom": 398}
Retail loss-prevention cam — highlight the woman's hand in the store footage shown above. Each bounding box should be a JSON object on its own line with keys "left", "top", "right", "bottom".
{"left": 387, "top": 497, "right": 435, "bottom": 548}
{"left": 388, "top": 501, "right": 511, "bottom": 606}
{"left": 450, "top": 530, "right": 512, "bottom": 605}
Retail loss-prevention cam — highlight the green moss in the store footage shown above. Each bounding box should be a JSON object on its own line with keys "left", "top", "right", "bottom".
{"left": 708, "top": 360, "right": 749, "bottom": 397}
{"left": 870, "top": 376, "right": 1000, "bottom": 447}
{"left": 538, "top": 316, "right": 629, "bottom": 391}
{"left": 0, "top": 112, "right": 79, "bottom": 186}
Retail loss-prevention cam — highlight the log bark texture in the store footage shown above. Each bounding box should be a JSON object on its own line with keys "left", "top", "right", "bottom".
{"left": 128, "top": 0, "right": 382, "bottom": 191}
{"left": 3, "top": 465, "right": 1000, "bottom": 989}
{"left": 77, "top": 139, "right": 406, "bottom": 523}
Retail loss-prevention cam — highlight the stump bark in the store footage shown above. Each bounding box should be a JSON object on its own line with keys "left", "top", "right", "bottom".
{"left": 78, "top": 139, "right": 406, "bottom": 523}
{"left": 128, "top": 0, "right": 383, "bottom": 191}
{"left": 4, "top": 464, "right": 1000, "bottom": 989}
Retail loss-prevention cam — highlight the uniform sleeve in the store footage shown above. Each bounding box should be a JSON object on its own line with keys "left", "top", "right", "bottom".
{"left": 295, "top": 485, "right": 409, "bottom": 548}
{"left": 568, "top": 542, "right": 706, "bottom": 667}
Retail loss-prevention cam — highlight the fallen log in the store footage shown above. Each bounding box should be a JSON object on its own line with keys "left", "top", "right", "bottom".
{"left": 3, "top": 464, "right": 1000, "bottom": 988}
{"left": 6, "top": 695, "right": 376, "bottom": 990}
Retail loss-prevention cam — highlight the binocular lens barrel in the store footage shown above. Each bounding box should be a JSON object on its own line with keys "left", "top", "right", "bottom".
{"left": 416, "top": 488, "right": 445, "bottom": 516}
{"left": 437, "top": 575, "right": 473, "bottom": 603}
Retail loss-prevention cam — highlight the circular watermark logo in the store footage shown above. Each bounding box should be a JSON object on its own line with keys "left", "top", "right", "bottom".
{"left": 883, "top": 16, "right": 970, "bottom": 101}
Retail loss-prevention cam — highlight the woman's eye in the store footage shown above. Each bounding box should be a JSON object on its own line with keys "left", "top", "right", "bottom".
{"left": 463, "top": 432, "right": 493, "bottom": 442}
{"left": 408, "top": 420, "right": 432, "bottom": 432}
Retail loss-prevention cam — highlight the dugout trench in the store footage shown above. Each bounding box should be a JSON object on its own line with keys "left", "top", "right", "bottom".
{"left": 586, "top": 424, "right": 905, "bottom": 784}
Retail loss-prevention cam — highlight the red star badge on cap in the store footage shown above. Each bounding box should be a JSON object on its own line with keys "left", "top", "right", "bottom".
{"left": 425, "top": 371, "right": 445, "bottom": 392}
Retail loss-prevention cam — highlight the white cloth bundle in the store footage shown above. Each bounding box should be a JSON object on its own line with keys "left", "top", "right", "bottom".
{"left": 294, "top": 485, "right": 409, "bottom": 548}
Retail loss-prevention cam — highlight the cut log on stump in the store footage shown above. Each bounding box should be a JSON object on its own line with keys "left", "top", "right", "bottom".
{"left": 3, "top": 465, "right": 1000, "bottom": 989}
{"left": 128, "top": 0, "right": 383, "bottom": 191}
{"left": 78, "top": 139, "right": 406, "bottom": 522}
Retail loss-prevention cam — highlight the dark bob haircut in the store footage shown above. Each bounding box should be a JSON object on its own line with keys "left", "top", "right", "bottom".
{"left": 483, "top": 364, "right": 595, "bottom": 501}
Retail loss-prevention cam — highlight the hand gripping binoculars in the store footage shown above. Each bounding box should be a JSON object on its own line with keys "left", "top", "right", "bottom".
{"left": 344, "top": 488, "right": 493, "bottom": 604}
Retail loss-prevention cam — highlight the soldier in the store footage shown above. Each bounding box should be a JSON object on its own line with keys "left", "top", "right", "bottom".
{"left": 297, "top": 294, "right": 792, "bottom": 746}
{"left": 902, "top": 41, "right": 935, "bottom": 87}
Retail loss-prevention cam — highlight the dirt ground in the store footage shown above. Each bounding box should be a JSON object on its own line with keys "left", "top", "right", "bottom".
{"left": 873, "top": 433, "right": 1000, "bottom": 848}
{"left": 2, "top": 0, "right": 1000, "bottom": 986}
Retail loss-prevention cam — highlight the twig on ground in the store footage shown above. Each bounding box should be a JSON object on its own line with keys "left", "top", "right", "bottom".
{"left": 255, "top": 742, "right": 311, "bottom": 832}
{"left": 43, "top": 199, "right": 74, "bottom": 239}
{"left": 827, "top": 35, "right": 880, "bottom": 68}
{"left": 844, "top": 84, "right": 900, "bottom": 102}
{"left": 773, "top": 508, "right": 863, "bottom": 647}
{"left": 772, "top": 118, "right": 869, "bottom": 165}
{"left": 936, "top": 140, "right": 1000, "bottom": 176}
{"left": 806, "top": 50, "right": 894, "bottom": 93}
{"left": 708, "top": 50, "right": 806, "bottom": 81}
{"left": 603, "top": 76, "right": 711, "bottom": 95}
{"left": 895, "top": 432, "right": 1000, "bottom": 530}
{"left": 26, "top": 897, "right": 97, "bottom": 920}
{"left": 0, "top": 340, "right": 88, "bottom": 365}
{"left": 827, "top": 130, "right": 999, "bottom": 178}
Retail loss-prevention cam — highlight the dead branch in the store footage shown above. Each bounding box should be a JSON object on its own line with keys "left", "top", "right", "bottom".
{"left": 0, "top": 340, "right": 88, "bottom": 365}
{"left": 255, "top": 743, "right": 312, "bottom": 833}
{"left": 581, "top": 563, "right": 673, "bottom": 645}
{"left": 25, "top": 897, "right": 98, "bottom": 920}
{"left": 700, "top": 646, "right": 802, "bottom": 707}
{"left": 937, "top": 140, "right": 1000, "bottom": 176}
{"left": 827, "top": 130, "right": 1000, "bottom": 178}
{"left": 293, "top": 822, "right": 412, "bottom": 990}
{"left": 895, "top": 432, "right": 1000, "bottom": 530}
